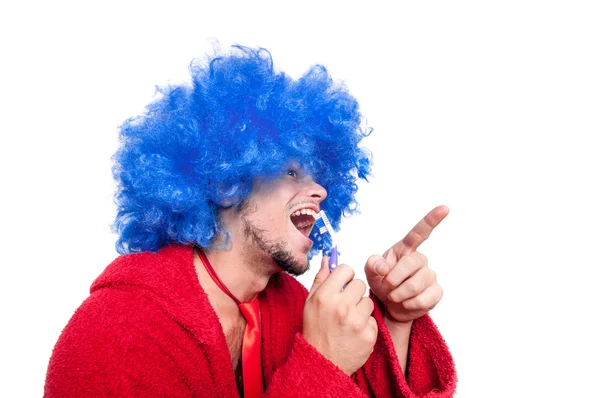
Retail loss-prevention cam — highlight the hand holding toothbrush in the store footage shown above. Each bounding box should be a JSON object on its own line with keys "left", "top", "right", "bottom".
{"left": 302, "top": 256, "right": 378, "bottom": 376}
{"left": 365, "top": 205, "right": 449, "bottom": 325}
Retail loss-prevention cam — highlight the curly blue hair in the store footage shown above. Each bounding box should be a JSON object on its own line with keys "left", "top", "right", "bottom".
{"left": 112, "top": 45, "right": 372, "bottom": 255}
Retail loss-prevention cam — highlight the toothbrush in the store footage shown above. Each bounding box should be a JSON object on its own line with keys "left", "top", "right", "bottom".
{"left": 312, "top": 210, "right": 339, "bottom": 271}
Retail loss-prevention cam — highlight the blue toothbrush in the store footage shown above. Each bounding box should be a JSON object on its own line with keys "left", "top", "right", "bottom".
{"left": 313, "top": 210, "right": 338, "bottom": 272}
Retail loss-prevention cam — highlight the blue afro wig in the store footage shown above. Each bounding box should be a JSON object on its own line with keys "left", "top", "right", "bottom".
{"left": 112, "top": 45, "right": 372, "bottom": 255}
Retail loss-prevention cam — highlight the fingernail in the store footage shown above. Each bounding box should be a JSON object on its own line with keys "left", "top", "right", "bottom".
{"left": 375, "top": 261, "right": 388, "bottom": 274}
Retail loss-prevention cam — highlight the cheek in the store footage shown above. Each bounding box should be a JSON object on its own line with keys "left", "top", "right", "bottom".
{"left": 245, "top": 185, "right": 296, "bottom": 230}
{"left": 264, "top": 215, "right": 283, "bottom": 231}
{"left": 248, "top": 205, "right": 285, "bottom": 231}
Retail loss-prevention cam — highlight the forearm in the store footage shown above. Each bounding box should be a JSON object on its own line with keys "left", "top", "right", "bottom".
{"left": 383, "top": 315, "right": 413, "bottom": 375}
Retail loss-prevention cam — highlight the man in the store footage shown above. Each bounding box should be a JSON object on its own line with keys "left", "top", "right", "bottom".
{"left": 45, "top": 46, "right": 456, "bottom": 397}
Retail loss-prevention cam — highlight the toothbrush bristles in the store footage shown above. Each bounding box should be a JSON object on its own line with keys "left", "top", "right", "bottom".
{"left": 312, "top": 210, "right": 336, "bottom": 244}
{"left": 319, "top": 211, "right": 334, "bottom": 232}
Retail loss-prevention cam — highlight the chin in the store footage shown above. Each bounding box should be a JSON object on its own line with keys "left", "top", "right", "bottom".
{"left": 287, "top": 260, "right": 310, "bottom": 277}
{"left": 272, "top": 248, "right": 310, "bottom": 277}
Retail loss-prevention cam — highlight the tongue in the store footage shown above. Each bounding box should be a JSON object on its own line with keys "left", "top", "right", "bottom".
{"left": 291, "top": 214, "right": 313, "bottom": 229}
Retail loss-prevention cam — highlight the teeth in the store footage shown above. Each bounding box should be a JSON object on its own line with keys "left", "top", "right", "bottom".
{"left": 292, "top": 208, "right": 316, "bottom": 217}
{"left": 290, "top": 208, "right": 316, "bottom": 234}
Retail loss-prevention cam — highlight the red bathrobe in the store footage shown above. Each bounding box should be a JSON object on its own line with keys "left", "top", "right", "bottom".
{"left": 45, "top": 245, "right": 456, "bottom": 397}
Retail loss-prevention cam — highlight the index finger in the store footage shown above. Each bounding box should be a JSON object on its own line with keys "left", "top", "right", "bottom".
{"left": 319, "top": 263, "right": 355, "bottom": 294}
{"left": 307, "top": 256, "right": 331, "bottom": 299}
{"left": 401, "top": 205, "right": 449, "bottom": 252}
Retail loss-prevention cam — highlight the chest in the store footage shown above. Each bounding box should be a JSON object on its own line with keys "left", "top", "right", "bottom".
{"left": 223, "top": 318, "right": 245, "bottom": 367}
{"left": 222, "top": 316, "right": 247, "bottom": 393}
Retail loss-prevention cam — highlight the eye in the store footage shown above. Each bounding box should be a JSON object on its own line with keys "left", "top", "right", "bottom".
{"left": 286, "top": 169, "right": 298, "bottom": 178}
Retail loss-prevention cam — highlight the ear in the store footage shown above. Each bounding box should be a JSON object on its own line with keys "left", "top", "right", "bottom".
{"left": 213, "top": 181, "right": 248, "bottom": 208}
{"left": 217, "top": 196, "right": 239, "bottom": 208}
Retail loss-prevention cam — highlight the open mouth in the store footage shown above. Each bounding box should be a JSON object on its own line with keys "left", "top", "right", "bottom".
{"left": 290, "top": 208, "right": 316, "bottom": 237}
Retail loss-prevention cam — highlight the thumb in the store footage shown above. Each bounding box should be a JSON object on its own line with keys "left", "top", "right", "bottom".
{"left": 307, "top": 255, "right": 331, "bottom": 299}
{"left": 364, "top": 255, "right": 391, "bottom": 280}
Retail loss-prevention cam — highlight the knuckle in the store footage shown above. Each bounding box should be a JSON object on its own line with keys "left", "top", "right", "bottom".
{"left": 358, "top": 296, "right": 375, "bottom": 315}
{"left": 402, "top": 299, "right": 416, "bottom": 311}
{"left": 405, "top": 280, "right": 419, "bottom": 296}
{"left": 409, "top": 252, "right": 424, "bottom": 268}
{"left": 312, "top": 292, "right": 326, "bottom": 308}
{"left": 366, "top": 332, "right": 377, "bottom": 347}
{"left": 405, "top": 251, "right": 425, "bottom": 270}
{"left": 407, "top": 230, "right": 425, "bottom": 246}
{"left": 366, "top": 317, "right": 378, "bottom": 344}
{"left": 367, "top": 254, "right": 382, "bottom": 265}
{"left": 387, "top": 290, "right": 400, "bottom": 303}
{"left": 383, "top": 274, "right": 398, "bottom": 290}
{"left": 365, "top": 297, "right": 375, "bottom": 314}
{"left": 338, "top": 263, "right": 355, "bottom": 279}
{"left": 351, "top": 278, "right": 366, "bottom": 288}
{"left": 415, "top": 251, "right": 428, "bottom": 265}
{"left": 354, "top": 279, "right": 367, "bottom": 293}
{"left": 400, "top": 255, "right": 416, "bottom": 272}
{"left": 351, "top": 318, "right": 364, "bottom": 333}
{"left": 410, "top": 295, "right": 427, "bottom": 309}
{"left": 335, "top": 304, "right": 349, "bottom": 320}
{"left": 401, "top": 300, "right": 413, "bottom": 311}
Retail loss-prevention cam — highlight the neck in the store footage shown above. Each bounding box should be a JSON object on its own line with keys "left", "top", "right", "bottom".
{"left": 194, "top": 244, "right": 275, "bottom": 304}
{"left": 194, "top": 205, "right": 283, "bottom": 306}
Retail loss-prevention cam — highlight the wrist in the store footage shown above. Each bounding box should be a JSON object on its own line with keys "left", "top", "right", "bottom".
{"left": 383, "top": 313, "right": 413, "bottom": 333}
{"left": 383, "top": 313, "right": 412, "bottom": 375}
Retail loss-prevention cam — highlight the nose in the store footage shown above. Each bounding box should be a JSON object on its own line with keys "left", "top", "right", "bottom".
{"left": 305, "top": 178, "right": 327, "bottom": 203}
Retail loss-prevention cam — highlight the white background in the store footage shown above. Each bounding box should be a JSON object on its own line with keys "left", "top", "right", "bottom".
{"left": 1, "top": 1, "right": 599, "bottom": 397}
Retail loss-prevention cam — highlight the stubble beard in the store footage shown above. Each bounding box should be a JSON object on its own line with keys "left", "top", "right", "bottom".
{"left": 241, "top": 216, "right": 310, "bottom": 277}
